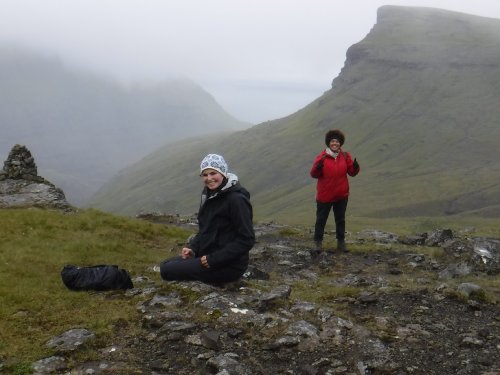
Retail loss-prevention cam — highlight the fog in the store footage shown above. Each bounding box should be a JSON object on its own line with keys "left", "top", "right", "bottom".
{"left": 1, "top": 0, "right": 500, "bottom": 123}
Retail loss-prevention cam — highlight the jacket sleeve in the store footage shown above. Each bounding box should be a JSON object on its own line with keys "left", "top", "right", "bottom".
{"left": 345, "top": 152, "right": 360, "bottom": 177}
{"left": 188, "top": 234, "right": 200, "bottom": 256}
{"left": 310, "top": 153, "right": 324, "bottom": 178}
{"left": 206, "top": 192, "right": 255, "bottom": 268}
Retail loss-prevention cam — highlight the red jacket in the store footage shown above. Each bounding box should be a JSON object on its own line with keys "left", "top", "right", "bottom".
{"left": 310, "top": 149, "right": 360, "bottom": 203}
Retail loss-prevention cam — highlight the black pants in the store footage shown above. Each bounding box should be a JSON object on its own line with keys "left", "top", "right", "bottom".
{"left": 314, "top": 198, "right": 348, "bottom": 243}
{"left": 160, "top": 256, "right": 245, "bottom": 284}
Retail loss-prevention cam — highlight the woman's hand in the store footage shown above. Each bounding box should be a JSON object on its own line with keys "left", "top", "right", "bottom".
{"left": 200, "top": 255, "right": 210, "bottom": 268}
{"left": 181, "top": 247, "right": 194, "bottom": 259}
{"left": 353, "top": 158, "right": 360, "bottom": 170}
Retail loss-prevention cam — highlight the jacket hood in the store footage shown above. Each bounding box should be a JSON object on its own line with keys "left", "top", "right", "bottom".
{"left": 221, "top": 173, "right": 239, "bottom": 192}
{"left": 219, "top": 173, "right": 250, "bottom": 198}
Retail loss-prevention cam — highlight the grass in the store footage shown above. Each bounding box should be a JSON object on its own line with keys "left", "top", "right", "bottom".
{"left": 0, "top": 208, "right": 190, "bottom": 372}
{"left": 256, "top": 213, "right": 500, "bottom": 241}
{"left": 291, "top": 278, "right": 361, "bottom": 304}
{"left": 345, "top": 216, "right": 500, "bottom": 238}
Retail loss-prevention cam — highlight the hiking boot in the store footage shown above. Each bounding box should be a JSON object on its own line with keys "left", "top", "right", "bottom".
{"left": 309, "top": 241, "right": 323, "bottom": 258}
{"left": 315, "top": 241, "right": 323, "bottom": 252}
{"left": 337, "top": 240, "right": 348, "bottom": 253}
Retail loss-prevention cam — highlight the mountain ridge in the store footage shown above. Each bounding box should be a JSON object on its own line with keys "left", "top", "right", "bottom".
{"left": 89, "top": 5, "right": 500, "bottom": 221}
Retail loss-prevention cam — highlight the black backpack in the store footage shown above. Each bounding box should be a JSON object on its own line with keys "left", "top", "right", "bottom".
{"left": 61, "top": 264, "right": 134, "bottom": 291}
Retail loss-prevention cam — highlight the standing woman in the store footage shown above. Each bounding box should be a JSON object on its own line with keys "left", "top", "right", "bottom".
{"left": 160, "top": 154, "right": 255, "bottom": 284}
{"left": 310, "top": 129, "right": 360, "bottom": 253}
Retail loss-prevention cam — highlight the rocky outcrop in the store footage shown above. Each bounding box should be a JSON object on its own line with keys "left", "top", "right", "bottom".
{"left": 33, "top": 224, "right": 499, "bottom": 374}
{"left": 0, "top": 144, "right": 70, "bottom": 210}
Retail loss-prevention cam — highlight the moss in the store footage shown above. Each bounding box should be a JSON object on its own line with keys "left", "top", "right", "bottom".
{"left": 10, "top": 362, "right": 33, "bottom": 375}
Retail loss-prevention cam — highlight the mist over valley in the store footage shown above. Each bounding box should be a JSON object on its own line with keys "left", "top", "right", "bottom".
{"left": 0, "top": 47, "right": 249, "bottom": 205}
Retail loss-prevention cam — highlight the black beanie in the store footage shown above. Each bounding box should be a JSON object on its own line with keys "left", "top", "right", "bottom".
{"left": 325, "top": 129, "right": 345, "bottom": 146}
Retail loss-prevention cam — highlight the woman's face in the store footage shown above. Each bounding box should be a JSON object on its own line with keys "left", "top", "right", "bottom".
{"left": 328, "top": 138, "right": 341, "bottom": 152}
{"left": 201, "top": 168, "right": 224, "bottom": 190}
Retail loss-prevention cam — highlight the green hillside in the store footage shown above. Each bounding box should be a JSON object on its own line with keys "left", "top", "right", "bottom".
{"left": 0, "top": 47, "right": 249, "bottom": 205}
{"left": 89, "top": 6, "right": 500, "bottom": 223}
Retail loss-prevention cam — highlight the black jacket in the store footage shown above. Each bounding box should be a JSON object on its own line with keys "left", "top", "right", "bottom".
{"left": 189, "top": 176, "right": 255, "bottom": 271}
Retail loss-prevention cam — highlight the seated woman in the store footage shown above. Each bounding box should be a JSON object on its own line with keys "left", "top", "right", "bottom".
{"left": 160, "top": 154, "right": 255, "bottom": 284}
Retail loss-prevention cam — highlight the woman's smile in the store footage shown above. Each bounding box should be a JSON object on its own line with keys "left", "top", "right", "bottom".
{"left": 201, "top": 168, "right": 224, "bottom": 190}
{"left": 329, "top": 138, "right": 341, "bottom": 152}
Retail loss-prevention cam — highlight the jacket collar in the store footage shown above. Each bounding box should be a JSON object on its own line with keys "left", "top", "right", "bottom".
{"left": 201, "top": 173, "right": 239, "bottom": 206}
{"left": 325, "top": 148, "right": 340, "bottom": 158}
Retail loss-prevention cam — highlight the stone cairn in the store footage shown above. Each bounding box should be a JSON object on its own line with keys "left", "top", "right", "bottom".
{"left": 0, "top": 144, "right": 44, "bottom": 182}
{"left": 0, "top": 144, "right": 71, "bottom": 209}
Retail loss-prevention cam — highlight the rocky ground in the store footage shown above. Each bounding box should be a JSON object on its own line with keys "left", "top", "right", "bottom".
{"left": 32, "top": 224, "right": 499, "bottom": 375}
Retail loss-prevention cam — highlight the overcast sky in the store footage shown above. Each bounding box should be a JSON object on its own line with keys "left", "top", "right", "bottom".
{"left": 1, "top": 0, "right": 500, "bottom": 123}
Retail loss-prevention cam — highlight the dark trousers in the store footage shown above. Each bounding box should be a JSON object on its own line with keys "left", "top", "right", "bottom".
{"left": 160, "top": 256, "right": 245, "bottom": 284}
{"left": 314, "top": 198, "right": 348, "bottom": 243}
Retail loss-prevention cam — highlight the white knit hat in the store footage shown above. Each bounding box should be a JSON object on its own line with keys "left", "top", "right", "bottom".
{"left": 200, "top": 154, "right": 228, "bottom": 177}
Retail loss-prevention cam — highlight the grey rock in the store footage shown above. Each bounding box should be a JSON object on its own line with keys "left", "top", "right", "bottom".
{"left": 0, "top": 179, "right": 69, "bottom": 209}
{"left": 159, "top": 320, "right": 197, "bottom": 333}
{"left": 242, "top": 265, "right": 270, "bottom": 280}
{"left": 358, "top": 291, "right": 378, "bottom": 304}
{"left": 472, "top": 237, "right": 499, "bottom": 266}
{"left": 320, "top": 317, "right": 353, "bottom": 345}
{"left": 272, "top": 335, "right": 301, "bottom": 348}
{"left": 333, "top": 273, "right": 387, "bottom": 288}
{"left": 142, "top": 311, "right": 191, "bottom": 328}
{"left": 351, "top": 324, "right": 390, "bottom": 358}
{"left": 425, "top": 229, "right": 454, "bottom": 246}
{"left": 442, "top": 238, "right": 471, "bottom": 256}
{"left": 407, "top": 253, "right": 426, "bottom": 263}
{"left": 67, "top": 360, "right": 122, "bottom": 374}
{"left": 317, "top": 307, "right": 335, "bottom": 323}
{"left": 149, "top": 292, "right": 182, "bottom": 308}
{"left": 32, "top": 356, "right": 67, "bottom": 374}
{"left": 291, "top": 300, "right": 317, "bottom": 313}
{"left": 258, "top": 284, "right": 292, "bottom": 311}
{"left": 357, "top": 229, "right": 399, "bottom": 243}
{"left": 299, "top": 363, "right": 318, "bottom": 375}
{"left": 201, "top": 330, "right": 222, "bottom": 350}
{"left": 439, "top": 262, "right": 472, "bottom": 279}
{"left": 184, "top": 334, "right": 203, "bottom": 346}
{"left": 206, "top": 353, "right": 247, "bottom": 375}
{"left": 400, "top": 234, "right": 427, "bottom": 245}
{"left": 285, "top": 320, "right": 319, "bottom": 339}
{"left": 196, "top": 291, "right": 244, "bottom": 311}
{"left": 46, "top": 328, "right": 95, "bottom": 352}
{"left": 461, "top": 336, "right": 484, "bottom": 347}
{"left": 457, "top": 282, "right": 482, "bottom": 298}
